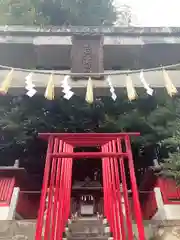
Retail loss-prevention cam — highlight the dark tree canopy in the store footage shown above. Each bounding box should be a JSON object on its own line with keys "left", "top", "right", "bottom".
{"left": 0, "top": 92, "right": 179, "bottom": 185}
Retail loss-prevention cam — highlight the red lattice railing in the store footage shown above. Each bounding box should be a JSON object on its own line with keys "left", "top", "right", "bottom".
{"left": 140, "top": 191, "right": 158, "bottom": 219}
{"left": 138, "top": 170, "right": 158, "bottom": 219}
{"left": 16, "top": 192, "right": 41, "bottom": 219}
{"left": 158, "top": 178, "right": 180, "bottom": 204}
{"left": 0, "top": 177, "right": 15, "bottom": 206}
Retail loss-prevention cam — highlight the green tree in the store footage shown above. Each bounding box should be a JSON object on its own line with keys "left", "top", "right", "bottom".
{"left": 0, "top": 92, "right": 178, "bottom": 181}
{"left": 160, "top": 118, "right": 180, "bottom": 184}
{"left": 0, "top": 0, "right": 48, "bottom": 25}
{"left": 0, "top": 0, "right": 118, "bottom": 25}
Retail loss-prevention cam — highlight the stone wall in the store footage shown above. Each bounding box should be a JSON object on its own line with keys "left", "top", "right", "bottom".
{"left": 0, "top": 220, "right": 36, "bottom": 240}
{"left": 150, "top": 220, "right": 180, "bottom": 240}
{"left": 1, "top": 220, "right": 180, "bottom": 239}
{"left": 141, "top": 220, "right": 180, "bottom": 239}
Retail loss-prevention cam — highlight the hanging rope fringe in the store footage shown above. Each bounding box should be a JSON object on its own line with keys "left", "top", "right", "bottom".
{"left": 0, "top": 62, "right": 180, "bottom": 75}
{"left": 106, "top": 76, "right": 117, "bottom": 101}
{"left": 61, "top": 75, "right": 74, "bottom": 100}
{"left": 44, "top": 74, "right": 54, "bottom": 100}
{"left": 0, "top": 66, "right": 179, "bottom": 100}
{"left": 85, "top": 77, "right": 94, "bottom": 104}
{"left": 25, "top": 73, "right": 37, "bottom": 97}
{"left": 126, "top": 74, "right": 137, "bottom": 101}
{"left": 163, "top": 69, "right": 178, "bottom": 97}
{"left": 0, "top": 69, "right": 14, "bottom": 94}
{"left": 140, "top": 71, "right": 154, "bottom": 96}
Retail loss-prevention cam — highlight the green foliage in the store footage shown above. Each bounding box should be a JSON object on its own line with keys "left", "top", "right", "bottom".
{"left": 0, "top": 92, "right": 179, "bottom": 179}
{"left": 161, "top": 152, "right": 180, "bottom": 183}
{"left": 0, "top": 0, "right": 117, "bottom": 25}
{"left": 0, "top": 0, "right": 48, "bottom": 25}
{"left": 161, "top": 120, "right": 180, "bottom": 184}
{"left": 60, "top": 0, "right": 117, "bottom": 26}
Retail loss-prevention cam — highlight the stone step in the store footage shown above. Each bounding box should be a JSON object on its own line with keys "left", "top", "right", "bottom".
{"left": 69, "top": 219, "right": 104, "bottom": 233}
{"left": 69, "top": 232, "right": 108, "bottom": 238}
{"left": 68, "top": 237, "right": 108, "bottom": 240}
{"left": 67, "top": 217, "right": 109, "bottom": 240}
{"left": 69, "top": 226, "right": 104, "bottom": 232}
{"left": 70, "top": 219, "right": 102, "bottom": 225}
{"left": 70, "top": 232, "right": 102, "bottom": 236}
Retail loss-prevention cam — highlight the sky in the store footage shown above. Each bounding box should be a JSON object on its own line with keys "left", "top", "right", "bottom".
{"left": 116, "top": 0, "right": 180, "bottom": 26}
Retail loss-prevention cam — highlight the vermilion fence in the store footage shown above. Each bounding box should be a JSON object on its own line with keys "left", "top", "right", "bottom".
{"left": 16, "top": 192, "right": 41, "bottom": 219}
{"left": 138, "top": 170, "right": 180, "bottom": 219}
{"left": 139, "top": 168, "right": 180, "bottom": 205}
{"left": 15, "top": 191, "right": 158, "bottom": 221}
{"left": 0, "top": 177, "right": 15, "bottom": 206}
{"left": 158, "top": 178, "right": 180, "bottom": 204}
{"left": 139, "top": 191, "right": 158, "bottom": 220}
{"left": 138, "top": 170, "right": 158, "bottom": 219}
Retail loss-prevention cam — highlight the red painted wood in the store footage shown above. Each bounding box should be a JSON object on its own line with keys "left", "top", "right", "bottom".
{"left": 117, "top": 138, "right": 134, "bottom": 239}
{"left": 50, "top": 139, "right": 63, "bottom": 240}
{"left": 36, "top": 133, "right": 144, "bottom": 240}
{"left": 39, "top": 132, "right": 140, "bottom": 139}
{"left": 16, "top": 192, "right": 40, "bottom": 218}
{"left": 50, "top": 152, "right": 128, "bottom": 158}
{"left": 65, "top": 139, "right": 109, "bottom": 146}
{"left": 111, "top": 140, "right": 126, "bottom": 239}
{"left": 125, "top": 135, "right": 145, "bottom": 239}
{"left": 140, "top": 191, "right": 157, "bottom": 219}
{"left": 35, "top": 137, "right": 54, "bottom": 240}
{"left": 158, "top": 178, "right": 180, "bottom": 204}
{"left": 43, "top": 138, "right": 59, "bottom": 240}
{"left": 0, "top": 177, "right": 15, "bottom": 206}
{"left": 138, "top": 170, "right": 158, "bottom": 219}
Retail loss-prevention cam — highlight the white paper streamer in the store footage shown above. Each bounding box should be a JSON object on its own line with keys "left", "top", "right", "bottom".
{"left": 106, "top": 76, "right": 117, "bottom": 101}
{"left": 25, "top": 73, "right": 37, "bottom": 97}
{"left": 140, "top": 71, "right": 154, "bottom": 96}
{"left": 61, "top": 75, "right": 74, "bottom": 100}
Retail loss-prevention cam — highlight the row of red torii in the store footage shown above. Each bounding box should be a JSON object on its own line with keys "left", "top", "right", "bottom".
{"left": 35, "top": 132, "right": 145, "bottom": 240}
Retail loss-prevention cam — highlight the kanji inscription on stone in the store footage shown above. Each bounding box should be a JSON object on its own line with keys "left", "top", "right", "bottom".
{"left": 71, "top": 35, "right": 104, "bottom": 77}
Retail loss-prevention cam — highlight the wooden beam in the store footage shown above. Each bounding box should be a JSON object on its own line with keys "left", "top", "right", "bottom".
{"left": 49, "top": 152, "right": 128, "bottom": 158}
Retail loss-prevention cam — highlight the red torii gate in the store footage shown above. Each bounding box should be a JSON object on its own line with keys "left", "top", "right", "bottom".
{"left": 35, "top": 133, "right": 145, "bottom": 240}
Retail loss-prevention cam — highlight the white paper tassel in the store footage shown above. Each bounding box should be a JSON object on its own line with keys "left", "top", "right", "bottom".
{"left": 25, "top": 73, "right": 37, "bottom": 97}
{"left": 61, "top": 75, "right": 74, "bottom": 100}
{"left": 106, "top": 76, "right": 117, "bottom": 101}
{"left": 139, "top": 71, "right": 154, "bottom": 96}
